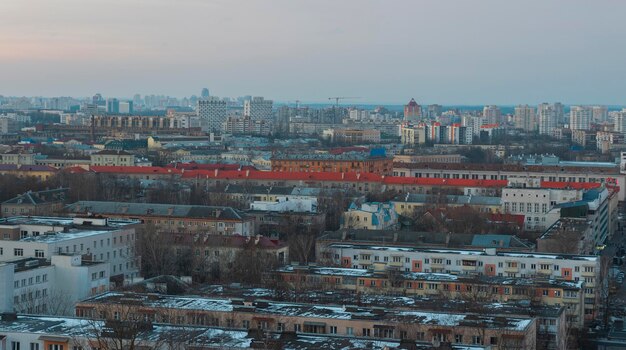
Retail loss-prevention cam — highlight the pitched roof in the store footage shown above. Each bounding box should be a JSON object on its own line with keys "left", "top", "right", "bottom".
{"left": 64, "top": 201, "right": 246, "bottom": 221}
{"left": 2, "top": 188, "right": 69, "bottom": 205}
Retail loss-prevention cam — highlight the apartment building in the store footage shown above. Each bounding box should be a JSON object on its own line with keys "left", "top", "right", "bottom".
{"left": 0, "top": 315, "right": 487, "bottom": 350}
{"left": 1, "top": 188, "right": 69, "bottom": 217}
{"left": 90, "top": 150, "right": 135, "bottom": 166}
{"left": 63, "top": 201, "right": 254, "bottom": 236}
{"left": 0, "top": 255, "right": 109, "bottom": 315}
{"left": 271, "top": 150, "right": 393, "bottom": 175}
{"left": 0, "top": 216, "right": 139, "bottom": 281}
{"left": 392, "top": 161, "right": 626, "bottom": 201}
{"left": 277, "top": 264, "right": 584, "bottom": 329}
{"left": 318, "top": 243, "right": 602, "bottom": 322}
{"left": 392, "top": 193, "right": 501, "bottom": 215}
{"left": 75, "top": 292, "right": 537, "bottom": 349}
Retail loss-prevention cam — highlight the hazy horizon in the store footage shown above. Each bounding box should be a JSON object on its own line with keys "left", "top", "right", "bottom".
{"left": 2, "top": 0, "right": 625, "bottom": 105}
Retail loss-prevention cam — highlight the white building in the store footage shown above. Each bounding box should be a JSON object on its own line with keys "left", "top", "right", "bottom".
{"left": 538, "top": 103, "right": 559, "bottom": 135}
{"left": 0, "top": 255, "right": 109, "bottom": 315}
{"left": 501, "top": 177, "right": 583, "bottom": 231}
{"left": 0, "top": 216, "right": 140, "bottom": 281}
{"left": 244, "top": 97, "right": 273, "bottom": 124}
{"left": 482, "top": 105, "right": 501, "bottom": 124}
{"left": 197, "top": 97, "right": 227, "bottom": 133}
{"left": 614, "top": 110, "right": 626, "bottom": 134}
{"left": 592, "top": 105, "right": 608, "bottom": 122}
{"left": 321, "top": 243, "right": 601, "bottom": 322}
{"left": 514, "top": 105, "right": 537, "bottom": 132}
{"left": 569, "top": 106, "right": 592, "bottom": 131}
{"left": 250, "top": 197, "right": 317, "bottom": 213}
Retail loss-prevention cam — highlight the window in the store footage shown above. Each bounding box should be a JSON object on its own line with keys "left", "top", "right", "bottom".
{"left": 346, "top": 327, "right": 354, "bottom": 336}
{"left": 490, "top": 336, "right": 498, "bottom": 345}
{"left": 14, "top": 248, "right": 24, "bottom": 256}
{"left": 329, "top": 326, "right": 337, "bottom": 334}
{"left": 362, "top": 328, "right": 371, "bottom": 337}
{"left": 242, "top": 320, "right": 250, "bottom": 329}
{"left": 455, "top": 334, "right": 463, "bottom": 343}
{"left": 48, "top": 345, "right": 64, "bottom": 350}
{"left": 30, "top": 343, "right": 39, "bottom": 350}
{"left": 472, "top": 335, "right": 482, "bottom": 344}
{"left": 294, "top": 324, "right": 301, "bottom": 332}
{"left": 12, "top": 342, "right": 20, "bottom": 350}
{"left": 35, "top": 250, "right": 44, "bottom": 258}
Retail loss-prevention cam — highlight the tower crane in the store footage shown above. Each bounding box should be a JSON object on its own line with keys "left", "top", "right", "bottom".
{"left": 328, "top": 96, "right": 361, "bottom": 107}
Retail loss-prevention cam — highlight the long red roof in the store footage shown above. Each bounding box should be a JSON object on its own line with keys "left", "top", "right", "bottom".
{"left": 87, "top": 165, "right": 605, "bottom": 190}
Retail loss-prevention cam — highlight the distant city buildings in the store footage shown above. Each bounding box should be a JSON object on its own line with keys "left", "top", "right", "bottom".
{"left": 482, "top": 105, "right": 501, "bottom": 124}
{"left": 514, "top": 105, "right": 537, "bottom": 132}
{"left": 569, "top": 105, "right": 592, "bottom": 130}
{"left": 197, "top": 97, "right": 227, "bottom": 132}
{"left": 426, "top": 104, "right": 442, "bottom": 119}
{"left": 403, "top": 98, "right": 421, "bottom": 121}
{"left": 538, "top": 102, "right": 561, "bottom": 135}
{"left": 105, "top": 98, "right": 119, "bottom": 114}
{"left": 201, "top": 87, "right": 210, "bottom": 98}
{"left": 322, "top": 128, "right": 381, "bottom": 144}
{"left": 243, "top": 96, "right": 273, "bottom": 124}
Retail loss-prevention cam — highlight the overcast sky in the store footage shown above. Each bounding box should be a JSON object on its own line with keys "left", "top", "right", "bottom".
{"left": 1, "top": 0, "right": 625, "bottom": 105}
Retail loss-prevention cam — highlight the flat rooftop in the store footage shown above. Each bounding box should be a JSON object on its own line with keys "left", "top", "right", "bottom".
{"left": 277, "top": 266, "right": 584, "bottom": 290}
{"left": 0, "top": 216, "right": 138, "bottom": 243}
{"left": 199, "top": 285, "right": 564, "bottom": 319}
{"left": 327, "top": 243, "right": 598, "bottom": 262}
{"left": 0, "top": 315, "right": 487, "bottom": 350}
{"left": 79, "top": 292, "right": 533, "bottom": 332}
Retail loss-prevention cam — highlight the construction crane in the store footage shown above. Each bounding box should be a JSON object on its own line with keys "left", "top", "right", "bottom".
{"left": 328, "top": 96, "right": 361, "bottom": 107}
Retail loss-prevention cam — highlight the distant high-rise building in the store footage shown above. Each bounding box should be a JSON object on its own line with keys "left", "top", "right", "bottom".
{"left": 106, "top": 98, "right": 119, "bottom": 114}
{"left": 482, "top": 105, "right": 502, "bottom": 125}
{"left": 201, "top": 88, "right": 210, "bottom": 98}
{"left": 554, "top": 102, "right": 564, "bottom": 126}
{"left": 514, "top": 105, "right": 537, "bottom": 132}
{"left": 538, "top": 103, "right": 558, "bottom": 135}
{"left": 426, "top": 104, "right": 442, "bottom": 119}
{"left": 119, "top": 101, "right": 134, "bottom": 114}
{"left": 244, "top": 97, "right": 274, "bottom": 124}
{"left": 92, "top": 93, "right": 105, "bottom": 106}
{"left": 404, "top": 98, "right": 421, "bottom": 121}
{"left": 197, "top": 97, "right": 227, "bottom": 132}
{"left": 614, "top": 110, "right": 626, "bottom": 134}
{"left": 133, "top": 94, "right": 142, "bottom": 107}
{"left": 569, "top": 106, "right": 592, "bottom": 130}
{"left": 592, "top": 106, "right": 608, "bottom": 122}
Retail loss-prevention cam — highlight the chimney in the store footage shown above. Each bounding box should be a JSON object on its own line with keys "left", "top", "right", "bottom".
{"left": 215, "top": 169, "right": 219, "bottom": 177}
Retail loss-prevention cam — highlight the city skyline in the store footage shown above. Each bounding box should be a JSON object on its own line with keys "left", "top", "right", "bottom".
{"left": 1, "top": 0, "right": 625, "bottom": 104}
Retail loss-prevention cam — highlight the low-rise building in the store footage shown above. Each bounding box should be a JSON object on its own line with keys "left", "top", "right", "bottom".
{"left": 0, "top": 315, "right": 487, "bottom": 350}
{"left": 342, "top": 202, "right": 398, "bottom": 230}
{"left": 271, "top": 149, "right": 393, "bottom": 175}
{"left": 63, "top": 201, "right": 255, "bottom": 236}
{"left": 1, "top": 188, "right": 69, "bottom": 217}
{"left": 277, "top": 264, "right": 585, "bottom": 329}
{"left": 322, "top": 128, "right": 381, "bottom": 144}
{"left": 392, "top": 193, "right": 501, "bottom": 216}
{"left": 75, "top": 292, "right": 537, "bottom": 349}
{"left": 90, "top": 150, "right": 135, "bottom": 166}
{"left": 318, "top": 243, "right": 603, "bottom": 322}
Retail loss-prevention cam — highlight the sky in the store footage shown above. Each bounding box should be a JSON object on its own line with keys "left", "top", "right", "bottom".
{"left": 1, "top": 0, "right": 625, "bottom": 105}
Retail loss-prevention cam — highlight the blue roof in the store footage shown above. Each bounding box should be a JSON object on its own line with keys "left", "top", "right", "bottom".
{"left": 471, "top": 234, "right": 513, "bottom": 248}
